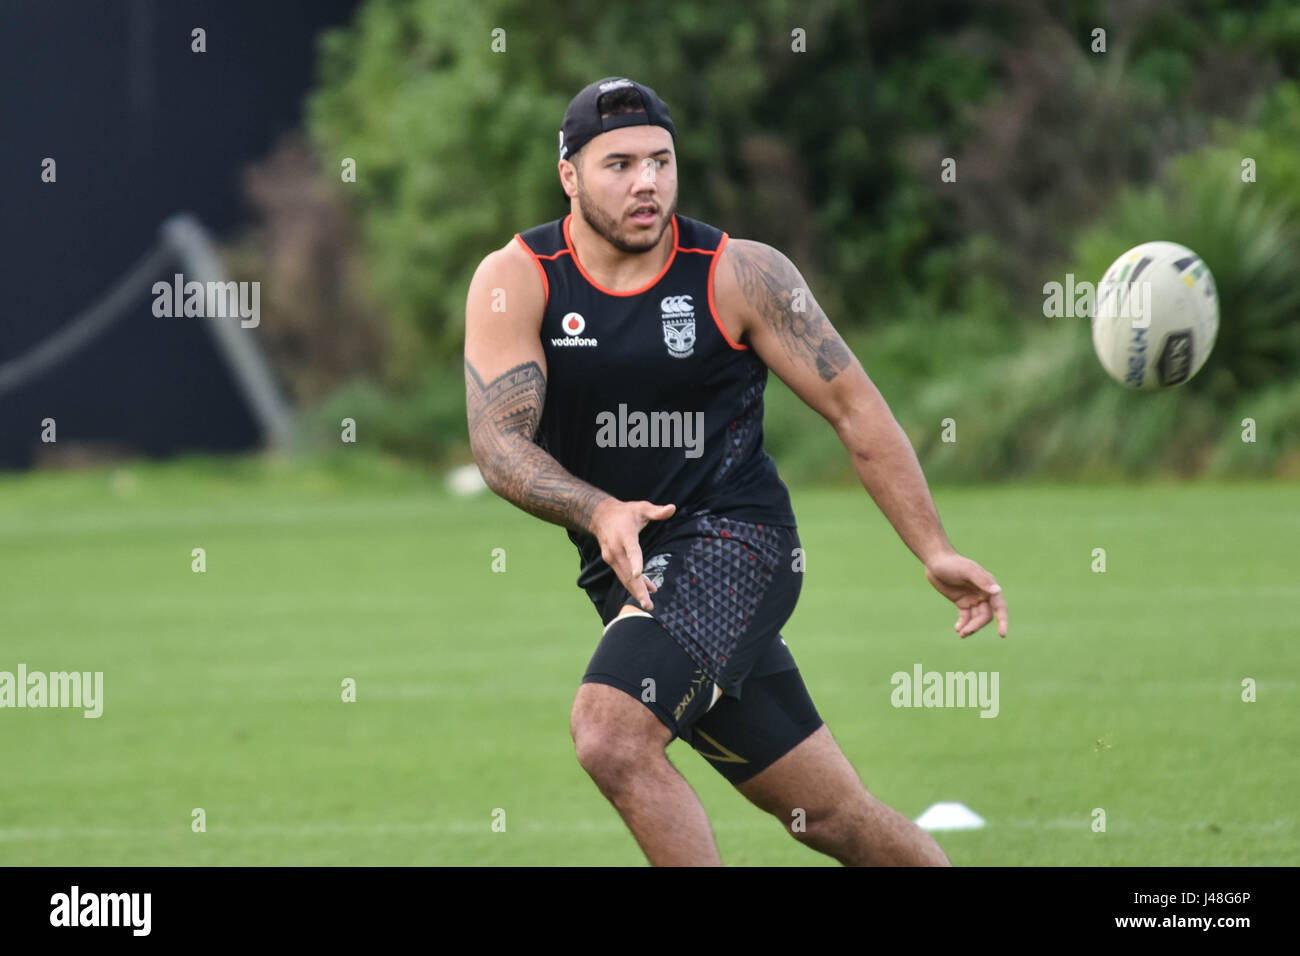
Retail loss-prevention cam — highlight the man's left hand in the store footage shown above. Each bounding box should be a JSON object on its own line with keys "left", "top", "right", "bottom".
{"left": 924, "top": 552, "right": 1008, "bottom": 638}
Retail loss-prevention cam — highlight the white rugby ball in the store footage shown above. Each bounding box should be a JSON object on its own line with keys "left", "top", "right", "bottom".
{"left": 1091, "top": 240, "right": 1218, "bottom": 389}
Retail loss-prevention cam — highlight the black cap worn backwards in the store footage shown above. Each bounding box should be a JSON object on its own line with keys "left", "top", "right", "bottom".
{"left": 558, "top": 77, "right": 676, "bottom": 163}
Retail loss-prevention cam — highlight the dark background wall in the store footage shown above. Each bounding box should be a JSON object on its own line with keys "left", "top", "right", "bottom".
{"left": 0, "top": 0, "right": 360, "bottom": 469}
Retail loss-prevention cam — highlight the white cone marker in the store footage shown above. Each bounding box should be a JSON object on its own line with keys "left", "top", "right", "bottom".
{"left": 447, "top": 464, "right": 488, "bottom": 496}
{"left": 916, "top": 802, "right": 986, "bottom": 831}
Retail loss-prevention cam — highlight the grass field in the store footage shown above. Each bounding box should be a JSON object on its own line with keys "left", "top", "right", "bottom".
{"left": 0, "top": 455, "right": 1295, "bottom": 865}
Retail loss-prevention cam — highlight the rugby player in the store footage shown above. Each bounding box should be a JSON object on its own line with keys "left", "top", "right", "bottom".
{"left": 464, "top": 77, "right": 1008, "bottom": 866}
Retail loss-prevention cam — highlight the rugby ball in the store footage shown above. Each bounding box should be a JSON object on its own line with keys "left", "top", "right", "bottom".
{"left": 1091, "top": 241, "right": 1218, "bottom": 389}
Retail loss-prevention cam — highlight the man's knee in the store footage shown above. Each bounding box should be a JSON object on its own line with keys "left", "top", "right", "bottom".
{"left": 570, "top": 682, "right": 671, "bottom": 789}
{"left": 784, "top": 802, "right": 849, "bottom": 843}
{"left": 572, "top": 726, "right": 650, "bottom": 789}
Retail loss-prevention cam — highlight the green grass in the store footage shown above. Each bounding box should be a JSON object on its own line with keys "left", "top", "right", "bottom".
{"left": 0, "top": 455, "right": 1295, "bottom": 865}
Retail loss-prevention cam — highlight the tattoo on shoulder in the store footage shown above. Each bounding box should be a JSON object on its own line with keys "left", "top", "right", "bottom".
{"left": 728, "top": 242, "right": 853, "bottom": 382}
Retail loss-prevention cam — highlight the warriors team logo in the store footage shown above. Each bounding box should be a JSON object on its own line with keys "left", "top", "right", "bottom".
{"left": 643, "top": 553, "right": 670, "bottom": 590}
{"left": 661, "top": 294, "right": 695, "bottom": 358}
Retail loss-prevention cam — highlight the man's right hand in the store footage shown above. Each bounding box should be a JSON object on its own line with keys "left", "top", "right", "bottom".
{"left": 592, "top": 499, "right": 678, "bottom": 611}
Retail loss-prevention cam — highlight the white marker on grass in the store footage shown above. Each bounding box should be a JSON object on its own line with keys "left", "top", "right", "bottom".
{"left": 447, "top": 464, "right": 488, "bottom": 496}
{"left": 915, "top": 802, "right": 985, "bottom": 831}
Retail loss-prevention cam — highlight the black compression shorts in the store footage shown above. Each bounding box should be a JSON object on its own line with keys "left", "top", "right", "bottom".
{"left": 581, "top": 514, "right": 823, "bottom": 784}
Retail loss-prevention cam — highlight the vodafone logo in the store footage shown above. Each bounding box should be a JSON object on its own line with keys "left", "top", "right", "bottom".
{"left": 552, "top": 311, "right": 597, "bottom": 348}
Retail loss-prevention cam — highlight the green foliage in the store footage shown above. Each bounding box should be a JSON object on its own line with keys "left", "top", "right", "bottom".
{"left": 307, "top": 0, "right": 1013, "bottom": 370}
{"left": 304, "top": 367, "right": 467, "bottom": 462}
{"left": 304, "top": 1, "right": 1300, "bottom": 480}
{"left": 1209, "top": 376, "right": 1300, "bottom": 476}
{"left": 310, "top": 0, "right": 569, "bottom": 378}
{"left": 1073, "top": 166, "right": 1300, "bottom": 407}
{"left": 896, "top": 84, "right": 1300, "bottom": 482}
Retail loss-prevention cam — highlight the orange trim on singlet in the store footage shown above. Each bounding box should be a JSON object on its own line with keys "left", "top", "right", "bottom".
{"left": 708, "top": 232, "right": 747, "bottom": 351}
{"left": 513, "top": 233, "right": 550, "bottom": 307}
{"left": 562, "top": 213, "right": 680, "bottom": 297}
{"left": 526, "top": 215, "right": 745, "bottom": 349}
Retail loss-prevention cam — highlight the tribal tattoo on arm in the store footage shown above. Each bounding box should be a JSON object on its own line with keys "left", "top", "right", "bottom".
{"left": 464, "top": 358, "right": 610, "bottom": 533}
{"left": 728, "top": 242, "right": 854, "bottom": 383}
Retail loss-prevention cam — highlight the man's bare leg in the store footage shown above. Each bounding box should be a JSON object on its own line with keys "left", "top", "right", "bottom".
{"left": 571, "top": 679, "right": 721, "bottom": 866}
{"left": 736, "top": 724, "right": 951, "bottom": 866}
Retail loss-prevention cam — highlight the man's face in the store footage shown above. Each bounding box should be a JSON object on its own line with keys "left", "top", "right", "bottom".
{"left": 563, "top": 125, "right": 678, "bottom": 254}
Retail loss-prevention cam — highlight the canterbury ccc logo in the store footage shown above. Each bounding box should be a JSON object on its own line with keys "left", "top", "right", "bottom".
{"left": 660, "top": 295, "right": 694, "bottom": 315}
